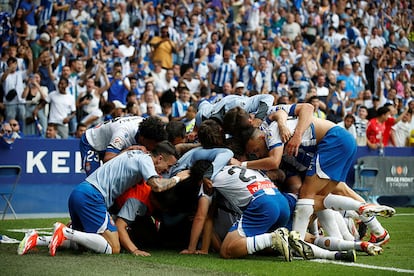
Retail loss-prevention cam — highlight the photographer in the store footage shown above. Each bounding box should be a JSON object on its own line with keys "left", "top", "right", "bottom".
{"left": 1, "top": 57, "right": 26, "bottom": 127}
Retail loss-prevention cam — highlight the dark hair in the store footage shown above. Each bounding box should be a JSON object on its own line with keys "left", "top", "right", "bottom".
{"left": 222, "top": 107, "right": 250, "bottom": 136}
{"left": 7, "top": 57, "right": 17, "bottom": 64}
{"left": 47, "top": 122, "right": 58, "bottom": 130}
{"left": 307, "top": 95, "right": 319, "bottom": 103}
{"left": 343, "top": 113, "right": 355, "bottom": 123}
{"left": 166, "top": 121, "right": 186, "bottom": 143}
{"left": 77, "top": 123, "right": 87, "bottom": 130}
{"left": 377, "top": 106, "right": 390, "bottom": 116}
{"left": 197, "top": 119, "right": 225, "bottom": 148}
{"left": 151, "top": 140, "right": 178, "bottom": 159}
{"left": 358, "top": 105, "right": 368, "bottom": 112}
{"left": 136, "top": 116, "right": 167, "bottom": 142}
{"left": 59, "top": 77, "right": 69, "bottom": 85}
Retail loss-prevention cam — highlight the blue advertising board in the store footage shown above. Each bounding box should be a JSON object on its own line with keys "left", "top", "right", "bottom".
{"left": 0, "top": 138, "right": 84, "bottom": 215}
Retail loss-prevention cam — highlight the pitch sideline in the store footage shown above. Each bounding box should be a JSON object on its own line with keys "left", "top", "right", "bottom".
{"left": 311, "top": 259, "right": 414, "bottom": 273}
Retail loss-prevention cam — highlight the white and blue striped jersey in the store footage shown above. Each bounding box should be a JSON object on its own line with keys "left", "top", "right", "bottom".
{"left": 237, "top": 63, "right": 255, "bottom": 91}
{"left": 212, "top": 165, "right": 274, "bottom": 209}
{"left": 212, "top": 60, "right": 237, "bottom": 88}
{"left": 262, "top": 118, "right": 317, "bottom": 154}
{"left": 85, "top": 116, "right": 144, "bottom": 152}
{"left": 39, "top": 0, "right": 54, "bottom": 26}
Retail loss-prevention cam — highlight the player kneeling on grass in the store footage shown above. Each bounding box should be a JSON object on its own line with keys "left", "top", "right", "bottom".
{"left": 181, "top": 160, "right": 293, "bottom": 261}
{"left": 18, "top": 141, "right": 189, "bottom": 256}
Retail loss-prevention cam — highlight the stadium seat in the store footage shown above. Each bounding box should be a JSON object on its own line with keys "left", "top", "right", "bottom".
{"left": 0, "top": 165, "right": 21, "bottom": 220}
{"left": 353, "top": 162, "right": 379, "bottom": 204}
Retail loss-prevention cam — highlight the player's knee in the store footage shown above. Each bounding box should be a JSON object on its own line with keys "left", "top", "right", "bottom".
{"left": 219, "top": 245, "right": 232, "bottom": 259}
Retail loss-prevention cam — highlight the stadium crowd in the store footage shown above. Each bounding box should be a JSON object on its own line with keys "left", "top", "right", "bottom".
{"left": 0, "top": 0, "right": 414, "bottom": 146}
{"left": 0, "top": 0, "right": 409, "bottom": 262}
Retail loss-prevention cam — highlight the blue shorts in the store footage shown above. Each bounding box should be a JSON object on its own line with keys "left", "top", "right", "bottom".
{"left": 307, "top": 126, "right": 357, "bottom": 182}
{"left": 80, "top": 135, "right": 104, "bottom": 176}
{"left": 229, "top": 188, "right": 290, "bottom": 237}
{"left": 68, "top": 181, "right": 117, "bottom": 233}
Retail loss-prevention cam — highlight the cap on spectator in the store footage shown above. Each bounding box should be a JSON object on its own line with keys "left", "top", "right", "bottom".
{"left": 235, "top": 82, "right": 245, "bottom": 89}
{"left": 39, "top": 33, "right": 50, "bottom": 43}
{"left": 113, "top": 100, "right": 126, "bottom": 109}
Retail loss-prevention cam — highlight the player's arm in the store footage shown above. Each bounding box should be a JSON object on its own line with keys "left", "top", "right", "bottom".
{"left": 115, "top": 217, "right": 150, "bottom": 256}
{"left": 180, "top": 195, "right": 212, "bottom": 254}
{"left": 147, "top": 170, "right": 190, "bottom": 192}
{"left": 103, "top": 151, "right": 118, "bottom": 163}
{"left": 286, "top": 103, "right": 314, "bottom": 156}
{"left": 242, "top": 146, "right": 284, "bottom": 171}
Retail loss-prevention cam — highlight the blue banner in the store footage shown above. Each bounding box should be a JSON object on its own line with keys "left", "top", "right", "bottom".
{"left": 0, "top": 138, "right": 84, "bottom": 215}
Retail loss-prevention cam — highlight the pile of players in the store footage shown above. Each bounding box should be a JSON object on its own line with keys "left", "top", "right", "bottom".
{"left": 17, "top": 94, "right": 396, "bottom": 263}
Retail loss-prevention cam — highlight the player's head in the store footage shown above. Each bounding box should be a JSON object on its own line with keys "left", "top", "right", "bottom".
{"left": 197, "top": 119, "right": 225, "bottom": 148}
{"left": 166, "top": 120, "right": 186, "bottom": 145}
{"left": 223, "top": 107, "right": 251, "bottom": 136}
{"left": 244, "top": 127, "right": 268, "bottom": 160}
{"left": 190, "top": 159, "right": 212, "bottom": 181}
{"left": 136, "top": 116, "right": 168, "bottom": 151}
{"left": 150, "top": 140, "right": 178, "bottom": 175}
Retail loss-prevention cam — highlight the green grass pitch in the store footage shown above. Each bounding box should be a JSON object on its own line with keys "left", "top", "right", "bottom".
{"left": 1, "top": 208, "right": 413, "bottom": 275}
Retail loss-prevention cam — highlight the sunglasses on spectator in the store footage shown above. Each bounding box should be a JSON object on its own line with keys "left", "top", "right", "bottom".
{"left": 10, "top": 124, "right": 18, "bottom": 127}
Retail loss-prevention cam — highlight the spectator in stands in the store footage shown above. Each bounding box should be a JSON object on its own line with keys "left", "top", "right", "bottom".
{"left": 337, "top": 114, "right": 357, "bottom": 140}
{"left": 326, "top": 80, "right": 346, "bottom": 123}
{"left": 1, "top": 57, "right": 26, "bottom": 125}
{"left": 45, "top": 123, "right": 61, "bottom": 139}
{"left": 46, "top": 77, "right": 76, "bottom": 139}
{"left": 366, "top": 106, "right": 391, "bottom": 150}
{"left": 354, "top": 105, "right": 369, "bottom": 146}
{"left": 0, "top": 122, "right": 19, "bottom": 145}
{"left": 74, "top": 123, "right": 87, "bottom": 139}
{"left": 150, "top": 25, "right": 176, "bottom": 70}
{"left": 308, "top": 95, "right": 326, "bottom": 119}
{"left": 76, "top": 67, "right": 110, "bottom": 128}
{"left": 171, "top": 86, "right": 191, "bottom": 121}
{"left": 22, "top": 73, "right": 48, "bottom": 136}
{"left": 8, "top": 119, "right": 23, "bottom": 139}
{"left": 391, "top": 110, "right": 412, "bottom": 147}
{"left": 19, "top": 0, "right": 42, "bottom": 42}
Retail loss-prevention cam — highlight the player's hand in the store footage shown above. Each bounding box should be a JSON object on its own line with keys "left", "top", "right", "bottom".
{"left": 279, "top": 124, "right": 292, "bottom": 143}
{"left": 186, "top": 131, "right": 197, "bottom": 142}
{"left": 180, "top": 249, "right": 196, "bottom": 254}
{"left": 285, "top": 133, "right": 301, "bottom": 156}
{"left": 229, "top": 158, "right": 241, "bottom": 166}
{"left": 132, "top": 249, "right": 151, "bottom": 256}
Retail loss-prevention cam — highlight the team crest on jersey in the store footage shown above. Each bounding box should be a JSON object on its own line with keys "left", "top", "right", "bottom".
{"left": 112, "top": 137, "right": 123, "bottom": 149}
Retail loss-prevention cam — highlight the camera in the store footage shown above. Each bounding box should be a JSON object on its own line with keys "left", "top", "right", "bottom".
{"left": 80, "top": 93, "right": 93, "bottom": 102}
